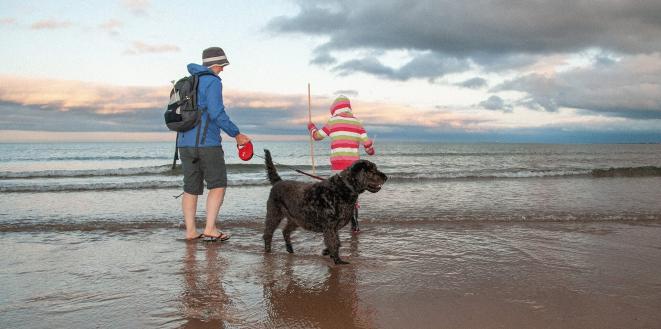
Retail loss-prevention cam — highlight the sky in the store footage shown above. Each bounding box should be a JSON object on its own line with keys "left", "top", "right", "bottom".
{"left": 1, "top": 0, "right": 660, "bottom": 143}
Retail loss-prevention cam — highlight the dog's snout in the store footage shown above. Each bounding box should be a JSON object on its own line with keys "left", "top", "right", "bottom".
{"left": 379, "top": 172, "right": 388, "bottom": 182}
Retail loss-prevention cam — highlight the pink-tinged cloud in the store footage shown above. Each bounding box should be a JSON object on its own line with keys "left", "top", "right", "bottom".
{"left": 0, "top": 75, "right": 167, "bottom": 114}
{"left": 124, "top": 41, "right": 180, "bottom": 55}
{"left": 99, "top": 19, "right": 122, "bottom": 34}
{"left": 122, "top": 0, "right": 150, "bottom": 15}
{"left": 30, "top": 19, "right": 72, "bottom": 30}
{"left": 1, "top": 18, "right": 16, "bottom": 26}
{"left": 0, "top": 130, "right": 307, "bottom": 143}
{"left": 0, "top": 75, "right": 492, "bottom": 130}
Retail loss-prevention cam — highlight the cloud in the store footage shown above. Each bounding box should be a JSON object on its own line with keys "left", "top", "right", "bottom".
{"left": 122, "top": 0, "right": 150, "bottom": 15}
{"left": 0, "top": 18, "right": 16, "bottom": 26}
{"left": 0, "top": 75, "right": 490, "bottom": 135}
{"left": 334, "top": 89, "right": 358, "bottom": 97}
{"left": 99, "top": 19, "right": 122, "bottom": 35}
{"left": 457, "top": 77, "right": 487, "bottom": 89}
{"left": 269, "top": 0, "right": 661, "bottom": 79}
{"left": 124, "top": 41, "right": 180, "bottom": 55}
{"left": 333, "top": 52, "right": 468, "bottom": 81}
{"left": 0, "top": 75, "right": 166, "bottom": 115}
{"left": 496, "top": 53, "right": 661, "bottom": 119}
{"left": 479, "top": 95, "right": 512, "bottom": 112}
{"left": 1, "top": 75, "right": 659, "bottom": 143}
{"left": 30, "top": 19, "right": 72, "bottom": 30}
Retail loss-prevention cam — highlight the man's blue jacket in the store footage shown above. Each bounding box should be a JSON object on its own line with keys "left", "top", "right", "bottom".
{"left": 177, "top": 64, "right": 240, "bottom": 147}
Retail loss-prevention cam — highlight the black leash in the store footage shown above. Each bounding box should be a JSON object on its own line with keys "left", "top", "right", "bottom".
{"left": 252, "top": 153, "right": 326, "bottom": 181}
{"left": 172, "top": 153, "right": 325, "bottom": 199}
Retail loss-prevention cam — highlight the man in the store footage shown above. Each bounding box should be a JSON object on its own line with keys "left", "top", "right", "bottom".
{"left": 179, "top": 46, "right": 250, "bottom": 241}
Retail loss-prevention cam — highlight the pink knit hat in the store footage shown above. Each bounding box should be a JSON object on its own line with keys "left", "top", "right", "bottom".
{"left": 330, "top": 95, "right": 351, "bottom": 115}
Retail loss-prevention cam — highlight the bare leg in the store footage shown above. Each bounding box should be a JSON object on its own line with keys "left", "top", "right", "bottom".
{"left": 203, "top": 187, "right": 226, "bottom": 236}
{"left": 182, "top": 192, "right": 199, "bottom": 239}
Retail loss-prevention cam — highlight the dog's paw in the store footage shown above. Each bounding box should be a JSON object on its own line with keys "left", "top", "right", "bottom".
{"left": 333, "top": 258, "right": 350, "bottom": 265}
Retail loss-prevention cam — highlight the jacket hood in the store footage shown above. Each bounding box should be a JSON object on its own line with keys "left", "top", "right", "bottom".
{"left": 187, "top": 63, "right": 215, "bottom": 76}
{"left": 330, "top": 95, "right": 352, "bottom": 116}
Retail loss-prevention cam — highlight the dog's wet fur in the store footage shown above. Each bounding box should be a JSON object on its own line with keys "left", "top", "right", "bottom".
{"left": 263, "top": 149, "right": 387, "bottom": 264}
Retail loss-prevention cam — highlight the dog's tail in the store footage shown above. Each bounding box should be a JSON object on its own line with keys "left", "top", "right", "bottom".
{"left": 264, "top": 149, "right": 281, "bottom": 185}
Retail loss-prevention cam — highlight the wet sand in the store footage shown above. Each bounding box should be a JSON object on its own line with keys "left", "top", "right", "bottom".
{"left": 2, "top": 220, "right": 661, "bottom": 328}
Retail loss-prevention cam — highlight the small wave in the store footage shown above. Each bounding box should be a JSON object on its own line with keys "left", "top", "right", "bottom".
{"left": 385, "top": 169, "right": 592, "bottom": 182}
{"left": 0, "top": 163, "right": 326, "bottom": 179}
{"left": 591, "top": 166, "right": 661, "bottom": 178}
{"left": 1, "top": 155, "right": 169, "bottom": 162}
{"left": 2, "top": 214, "right": 660, "bottom": 233}
{"left": 0, "top": 165, "right": 176, "bottom": 179}
{"left": 0, "top": 179, "right": 273, "bottom": 193}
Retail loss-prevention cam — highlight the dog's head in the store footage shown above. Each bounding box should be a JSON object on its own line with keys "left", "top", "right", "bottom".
{"left": 342, "top": 160, "right": 387, "bottom": 193}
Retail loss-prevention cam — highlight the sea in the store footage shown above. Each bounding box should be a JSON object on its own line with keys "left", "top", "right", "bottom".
{"left": 2, "top": 141, "right": 661, "bottom": 328}
{"left": 1, "top": 141, "right": 660, "bottom": 232}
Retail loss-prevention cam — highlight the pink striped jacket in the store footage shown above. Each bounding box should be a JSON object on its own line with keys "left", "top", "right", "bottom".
{"left": 308, "top": 106, "right": 373, "bottom": 171}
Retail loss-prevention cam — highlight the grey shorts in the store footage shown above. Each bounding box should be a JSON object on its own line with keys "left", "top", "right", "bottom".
{"left": 179, "top": 147, "right": 227, "bottom": 195}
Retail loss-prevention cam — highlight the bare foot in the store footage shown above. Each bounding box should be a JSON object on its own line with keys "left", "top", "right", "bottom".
{"left": 185, "top": 233, "right": 203, "bottom": 240}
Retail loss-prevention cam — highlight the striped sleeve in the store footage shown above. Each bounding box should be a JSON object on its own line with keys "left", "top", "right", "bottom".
{"left": 308, "top": 122, "right": 330, "bottom": 141}
{"left": 358, "top": 121, "right": 372, "bottom": 147}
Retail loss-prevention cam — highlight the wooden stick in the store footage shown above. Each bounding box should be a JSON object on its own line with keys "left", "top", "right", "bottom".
{"left": 308, "top": 83, "right": 316, "bottom": 175}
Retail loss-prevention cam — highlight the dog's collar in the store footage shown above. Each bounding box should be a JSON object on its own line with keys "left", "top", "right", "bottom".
{"left": 339, "top": 173, "right": 358, "bottom": 195}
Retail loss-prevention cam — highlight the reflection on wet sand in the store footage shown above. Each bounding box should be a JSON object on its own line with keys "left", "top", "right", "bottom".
{"left": 180, "top": 242, "right": 230, "bottom": 329}
{"left": 261, "top": 234, "right": 373, "bottom": 329}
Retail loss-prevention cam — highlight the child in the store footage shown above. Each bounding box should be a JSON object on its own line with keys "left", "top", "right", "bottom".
{"left": 307, "top": 95, "right": 375, "bottom": 233}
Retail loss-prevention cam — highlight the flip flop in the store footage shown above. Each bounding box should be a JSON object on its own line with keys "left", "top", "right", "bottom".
{"left": 202, "top": 232, "right": 230, "bottom": 242}
{"left": 185, "top": 233, "right": 204, "bottom": 241}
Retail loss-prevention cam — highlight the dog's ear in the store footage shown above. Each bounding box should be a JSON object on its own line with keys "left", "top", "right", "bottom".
{"left": 349, "top": 160, "right": 369, "bottom": 174}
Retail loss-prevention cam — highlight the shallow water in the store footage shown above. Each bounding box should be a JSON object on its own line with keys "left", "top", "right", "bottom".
{"left": 2, "top": 221, "right": 661, "bottom": 328}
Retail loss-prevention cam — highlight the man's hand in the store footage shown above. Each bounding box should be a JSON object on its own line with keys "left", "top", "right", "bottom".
{"left": 365, "top": 146, "right": 375, "bottom": 156}
{"left": 235, "top": 133, "right": 251, "bottom": 146}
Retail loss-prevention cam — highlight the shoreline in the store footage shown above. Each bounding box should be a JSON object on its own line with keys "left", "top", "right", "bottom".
{"left": 2, "top": 220, "right": 661, "bottom": 328}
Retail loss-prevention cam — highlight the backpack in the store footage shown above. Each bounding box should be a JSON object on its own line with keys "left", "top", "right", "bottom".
{"left": 164, "top": 72, "right": 214, "bottom": 169}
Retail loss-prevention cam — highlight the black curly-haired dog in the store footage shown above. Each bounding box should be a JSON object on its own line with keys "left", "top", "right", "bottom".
{"left": 263, "top": 149, "right": 387, "bottom": 264}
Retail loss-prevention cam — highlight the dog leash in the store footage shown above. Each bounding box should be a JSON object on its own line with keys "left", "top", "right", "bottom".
{"left": 252, "top": 154, "right": 326, "bottom": 181}
{"left": 172, "top": 153, "right": 325, "bottom": 199}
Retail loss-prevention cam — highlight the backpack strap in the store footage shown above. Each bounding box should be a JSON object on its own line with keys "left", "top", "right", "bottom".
{"left": 191, "top": 71, "right": 218, "bottom": 161}
{"left": 172, "top": 132, "right": 179, "bottom": 170}
{"left": 201, "top": 111, "right": 211, "bottom": 145}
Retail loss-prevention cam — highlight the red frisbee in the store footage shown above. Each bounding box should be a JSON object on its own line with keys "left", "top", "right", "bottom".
{"left": 237, "top": 141, "right": 254, "bottom": 161}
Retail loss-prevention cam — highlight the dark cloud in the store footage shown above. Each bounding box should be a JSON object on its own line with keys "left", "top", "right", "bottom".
{"left": 479, "top": 95, "right": 512, "bottom": 112}
{"left": 270, "top": 0, "right": 661, "bottom": 78}
{"left": 333, "top": 53, "right": 468, "bottom": 81}
{"left": 496, "top": 54, "right": 661, "bottom": 119}
{"left": 458, "top": 77, "right": 488, "bottom": 89}
{"left": 334, "top": 89, "right": 358, "bottom": 97}
{"left": 0, "top": 102, "right": 162, "bottom": 132}
{"left": 310, "top": 51, "right": 337, "bottom": 65}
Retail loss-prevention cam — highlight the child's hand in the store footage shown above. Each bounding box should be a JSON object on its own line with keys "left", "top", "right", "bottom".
{"left": 365, "top": 146, "right": 375, "bottom": 155}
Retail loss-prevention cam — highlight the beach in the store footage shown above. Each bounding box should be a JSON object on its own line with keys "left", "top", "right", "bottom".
{"left": 2, "top": 141, "right": 661, "bottom": 328}
{"left": 2, "top": 221, "right": 661, "bottom": 328}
